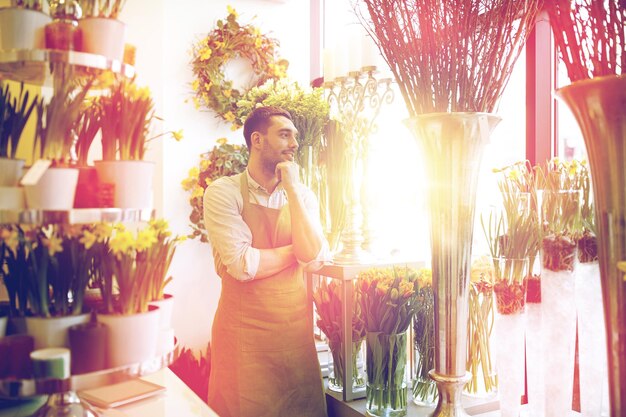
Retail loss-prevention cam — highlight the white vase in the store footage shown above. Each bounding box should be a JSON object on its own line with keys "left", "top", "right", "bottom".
{"left": 0, "top": 186, "right": 25, "bottom": 210}
{"left": 25, "top": 313, "right": 90, "bottom": 350}
{"left": 495, "top": 311, "right": 526, "bottom": 417}
{"left": 77, "top": 17, "right": 126, "bottom": 61}
{"left": 149, "top": 294, "right": 174, "bottom": 329}
{"left": 23, "top": 167, "right": 79, "bottom": 210}
{"left": 97, "top": 306, "right": 160, "bottom": 368}
{"left": 575, "top": 260, "right": 609, "bottom": 417}
{"left": 0, "top": 158, "right": 25, "bottom": 186}
{"left": 94, "top": 160, "right": 154, "bottom": 209}
{"left": 0, "top": 8, "right": 51, "bottom": 50}
{"left": 525, "top": 302, "right": 544, "bottom": 417}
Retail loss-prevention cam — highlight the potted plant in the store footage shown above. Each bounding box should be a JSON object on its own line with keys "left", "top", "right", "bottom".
{"left": 94, "top": 79, "right": 182, "bottom": 209}
{"left": 76, "top": 0, "right": 127, "bottom": 61}
{"left": 96, "top": 222, "right": 164, "bottom": 367}
{"left": 0, "top": 1, "right": 51, "bottom": 51}
{"left": 182, "top": 138, "right": 248, "bottom": 242}
{"left": 0, "top": 225, "right": 32, "bottom": 334}
{"left": 24, "top": 70, "right": 93, "bottom": 210}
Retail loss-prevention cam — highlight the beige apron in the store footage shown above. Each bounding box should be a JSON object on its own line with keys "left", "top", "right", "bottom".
{"left": 207, "top": 174, "right": 327, "bottom": 417}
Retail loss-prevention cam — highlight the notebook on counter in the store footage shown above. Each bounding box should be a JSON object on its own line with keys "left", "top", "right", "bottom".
{"left": 78, "top": 379, "right": 166, "bottom": 408}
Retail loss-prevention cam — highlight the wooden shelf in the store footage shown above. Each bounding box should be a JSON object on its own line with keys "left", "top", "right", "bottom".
{"left": 0, "top": 208, "right": 154, "bottom": 225}
{"left": 0, "top": 49, "right": 135, "bottom": 85}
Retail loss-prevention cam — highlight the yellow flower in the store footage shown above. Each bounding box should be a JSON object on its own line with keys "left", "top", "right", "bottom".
{"left": 205, "top": 178, "right": 213, "bottom": 186}
{"left": 192, "top": 79, "right": 200, "bottom": 91}
{"left": 136, "top": 228, "right": 157, "bottom": 251}
{"left": 253, "top": 27, "right": 261, "bottom": 36}
{"left": 43, "top": 236, "right": 63, "bottom": 257}
{"left": 205, "top": 81, "right": 213, "bottom": 90}
{"left": 230, "top": 124, "right": 241, "bottom": 131}
{"left": 92, "top": 223, "right": 113, "bottom": 243}
{"left": 191, "top": 185, "right": 204, "bottom": 199}
{"left": 227, "top": 5, "right": 238, "bottom": 18}
{"left": 200, "top": 159, "right": 211, "bottom": 171}
{"left": 109, "top": 230, "right": 135, "bottom": 256}
{"left": 193, "top": 97, "right": 200, "bottom": 110}
{"left": 172, "top": 130, "right": 184, "bottom": 141}
{"left": 149, "top": 219, "right": 171, "bottom": 236}
{"left": 507, "top": 168, "right": 521, "bottom": 181}
{"left": 217, "top": 138, "right": 228, "bottom": 145}
{"left": 223, "top": 89, "right": 232, "bottom": 98}
{"left": 200, "top": 47, "right": 212, "bottom": 61}
{"left": 224, "top": 111, "right": 235, "bottom": 122}
{"left": 255, "top": 37, "right": 262, "bottom": 49}
{"left": 80, "top": 230, "right": 97, "bottom": 250}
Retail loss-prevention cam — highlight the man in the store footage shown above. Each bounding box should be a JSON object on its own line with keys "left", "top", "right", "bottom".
{"left": 204, "top": 106, "right": 329, "bottom": 417}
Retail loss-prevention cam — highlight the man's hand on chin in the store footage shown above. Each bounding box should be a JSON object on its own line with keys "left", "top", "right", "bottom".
{"left": 275, "top": 161, "right": 300, "bottom": 191}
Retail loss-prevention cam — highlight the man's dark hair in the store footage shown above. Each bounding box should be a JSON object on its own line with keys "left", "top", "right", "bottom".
{"left": 243, "top": 106, "right": 292, "bottom": 150}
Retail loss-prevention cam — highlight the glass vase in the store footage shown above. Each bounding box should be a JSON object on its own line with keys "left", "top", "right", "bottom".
{"left": 464, "top": 279, "right": 497, "bottom": 398}
{"left": 328, "top": 339, "right": 366, "bottom": 393}
{"left": 412, "top": 286, "right": 438, "bottom": 407}
{"left": 365, "top": 331, "right": 408, "bottom": 417}
{"left": 556, "top": 75, "right": 626, "bottom": 417}
{"left": 405, "top": 113, "right": 500, "bottom": 416}
{"left": 525, "top": 272, "right": 544, "bottom": 417}
{"left": 492, "top": 257, "right": 528, "bottom": 417}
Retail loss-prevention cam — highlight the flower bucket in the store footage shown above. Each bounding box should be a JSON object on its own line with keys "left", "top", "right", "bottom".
{"left": 0, "top": 186, "right": 25, "bottom": 210}
{"left": 365, "top": 331, "right": 408, "bottom": 417}
{"left": 23, "top": 167, "right": 79, "bottom": 210}
{"left": 77, "top": 17, "right": 126, "bottom": 61}
{"left": 0, "top": 8, "right": 50, "bottom": 51}
{"left": 327, "top": 339, "right": 366, "bottom": 394}
{"left": 149, "top": 293, "right": 174, "bottom": 329}
{"left": 94, "top": 160, "right": 154, "bottom": 209}
{"left": 25, "top": 313, "right": 90, "bottom": 350}
{"left": 0, "top": 158, "right": 25, "bottom": 186}
{"left": 97, "top": 305, "right": 160, "bottom": 368}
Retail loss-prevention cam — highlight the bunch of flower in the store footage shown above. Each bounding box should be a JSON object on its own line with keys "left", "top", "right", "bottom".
{"left": 182, "top": 138, "right": 249, "bottom": 242}
{"left": 535, "top": 158, "right": 583, "bottom": 272}
{"left": 575, "top": 160, "right": 597, "bottom": 263}
{"left": 190, "top": 6, "right": 287, "bottom": 125}
{"left": 466, "top": 255, "right": 497, "bottom": 394}
{"left": 412, "top": 268, "right": 438, "bottom": 403}
{"left": 313, "top": 278, "right": 366, "bottom": 389}
{"left": 104, "top": 220, "right": 183, "bottom": 315}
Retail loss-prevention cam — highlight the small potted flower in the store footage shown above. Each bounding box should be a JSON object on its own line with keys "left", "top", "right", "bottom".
{"left": 94, "top": 79, "right": 182, "bottom": 209}
{"left": 25, "top": 72, "right": 92, "bottom": 209}
{"left": 0, "top": 0, "right": 51, "bottom": 51}
{"left": 76, "top": 0, "right": 127, "bottom": 61}
{"left": 0, "top": 83, "right": 39, "bottom": 209}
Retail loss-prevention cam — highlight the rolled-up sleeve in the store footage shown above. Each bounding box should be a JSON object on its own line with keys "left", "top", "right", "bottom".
{"left": 299, "top": 186, "right": 332, "bottom": 272}
{"left": 203, "top": 178, "right": 260, "bottom": 281}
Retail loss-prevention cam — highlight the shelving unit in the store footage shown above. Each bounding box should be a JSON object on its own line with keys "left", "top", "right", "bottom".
{"left": 0, "top": 208, "right": 154, "bottom": 225}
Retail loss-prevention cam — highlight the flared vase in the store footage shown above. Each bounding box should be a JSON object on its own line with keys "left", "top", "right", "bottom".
{"left": 556, "top": 75, "right": 626, "bottom": 417}
{"left": 405, "top": 113, "right": 501, "bottom": 417}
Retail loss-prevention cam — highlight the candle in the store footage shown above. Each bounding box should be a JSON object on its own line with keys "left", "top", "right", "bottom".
{"left": 348, "top": 25, "right": 363, "bottom": 73}
{"left": 361, "top": 33, "right": 381, "bottom": 69}
{"left": 334, "top": 40, "right": 349, "bottom": 78}
{"left": 323, "top": 48, "right": 336, "bottom": 82}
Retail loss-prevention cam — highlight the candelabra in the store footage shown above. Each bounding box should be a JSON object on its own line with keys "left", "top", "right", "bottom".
{"left": 324, "top": 66, "right": 393, "bottom": 265}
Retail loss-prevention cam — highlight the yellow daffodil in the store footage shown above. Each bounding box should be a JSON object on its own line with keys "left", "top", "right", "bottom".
{"left": 192, "top": 79, "right": 200, "bottom": 91}
{"left": 109, "top": 229, "right": 135, "bottom": 257}
{"left": 205, "top": 81, "right": 213, "bottom": 90}
{"left": 43, "top": 236, "right": 63, "bottom": 257}
{"left": 230, "top": 124, "right": 241, "bottom": 131}
{"left": 223, "top": 89, "right": 232, "bottom": 98}
{"left": 136, "top": 228, "right": 157, "bottom": 251}
{"left": 172, "top": 130, "right": 184, "bottom": 141}
{"left": 255, "top": 37, "right": 262, "bottom": 49}
{"left": 191, "top": 185, "right": 204, "bottom": 199}
{"left": 93, "top": 223, "right": 113, "bottom": 243}
{"left": 205, "top": 178, "right": 214, "bottom": 186}
{"left": 193, "top": 97, "right": 201, "bottom": 110}
{"left": 80, "top": 230, "right": 97, "bottom": 250}
{"left": 507, "top": 168, "right": 521, "bottom": 181}
{"left": 227, "top": 5, "right": 238, "bottom": 18}
{"left": 149, "top": 219, "right": 171, "bottom": 237}
{"left": 200, "top": 159, "right": 211, "bottom": 171}
{"left": 217, "top": 137, "right": 228, "bottom": 145}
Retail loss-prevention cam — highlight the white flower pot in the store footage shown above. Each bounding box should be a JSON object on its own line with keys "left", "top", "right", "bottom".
{"left": 97, "top": 306, "right": 160, "bottom": 368}
{"left": 149, "top": 293, "right": 174, "bottom": 329}
{"left": 0, "top": 158, "right": 25, "bottom": 186}
{"left": 94, "top": 160, "right": 154, "bottom": 209}
{"left": 0, "top": 186, "right": 25, "bottom": 210}
{"left": 25, "top": 313, "right": 91, "bottom": 349}
{"left": 77, "top": 17, "right": 126, "bottom": 61}
{"left": 23, "top": 167, "right": 79, "bottom": 210}
{"left": 0, "top": 8, "right": 51, "bottom": 51}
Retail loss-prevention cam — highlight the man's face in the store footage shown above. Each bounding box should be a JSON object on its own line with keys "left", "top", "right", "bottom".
{"left": 259, "top": 115, "right": 299, "bottom": 168}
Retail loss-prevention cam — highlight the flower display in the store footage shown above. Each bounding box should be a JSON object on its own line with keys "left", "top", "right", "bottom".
{"left": 182, "top": 138, "right": 249, "bottom": 242}
{"left": 313, "top": 278, "right": 366, "bottom": 391}
{"left": 190, "top": 6, "right": 287, "bottom": 124}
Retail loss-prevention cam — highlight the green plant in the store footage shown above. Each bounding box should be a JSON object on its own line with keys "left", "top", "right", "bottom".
{"left": 35, "top": 73, "right": 93, "bottom": 164}
{"left": 143, "top": 219, "right": 184, "bottom": 301}
{"left": 1, "top": 226, "right": 31, "bottom": 317}
{"left": 74, "top": 101, "right": 101, "bottom": 166}
{"left": 182, "top": 138, "right": 249, "bottom": 242}
{"left": 0, "top": 83, "right": 38, "bottom": 159}
{"left": 77, "top": 0, "right": 127, "bottom": 18}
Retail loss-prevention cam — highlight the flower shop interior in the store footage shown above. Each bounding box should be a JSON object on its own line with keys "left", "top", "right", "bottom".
{"left": 0, "top": 0, "right": 624, "bottom": 417}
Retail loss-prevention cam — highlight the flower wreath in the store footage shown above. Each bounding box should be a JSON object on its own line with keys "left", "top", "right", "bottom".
{"left": 190, "top": 6, "right": 288, "bottom": 128}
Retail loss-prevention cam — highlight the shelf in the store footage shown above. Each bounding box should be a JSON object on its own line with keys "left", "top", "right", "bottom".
{"left": 0, "top": 339, "right": 179, "bottom": 399}
{"left": 0, "top": 49, "right": 135, "bottom": 85}
{"left": 0, "top": 208, "right": 154, "bottom": 225}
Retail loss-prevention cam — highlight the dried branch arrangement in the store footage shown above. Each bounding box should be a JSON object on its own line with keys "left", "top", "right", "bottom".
{"left": 353, "top": 0, "right": 541, "bottom": 116}
{"left": 546, "top": 0, "right": 625, "bottom": 82}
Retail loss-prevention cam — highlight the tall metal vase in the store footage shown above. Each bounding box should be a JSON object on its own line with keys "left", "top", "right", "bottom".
{"left": 405, "top": 113, "right": 500, "bottom": 417}
{"left": 556, "top": 74, "right": 626, "bottom": 417}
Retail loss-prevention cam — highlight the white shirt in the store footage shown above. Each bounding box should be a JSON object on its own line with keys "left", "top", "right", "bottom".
{"left": 203, "top": 169, "right": 330, "bottom": 281}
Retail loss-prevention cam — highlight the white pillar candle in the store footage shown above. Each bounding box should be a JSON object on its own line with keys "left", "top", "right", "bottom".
{"left": 323, "top": 48, "right": 336, "bottom": 82}
{"left": 361, "top": 33, "right": 381, "bottom": 69}
{"left": 347, "top": 25, "right": 363, "bottom": 73}
{"left": 334, "top": 40, "right": 349, "bottom": 78}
